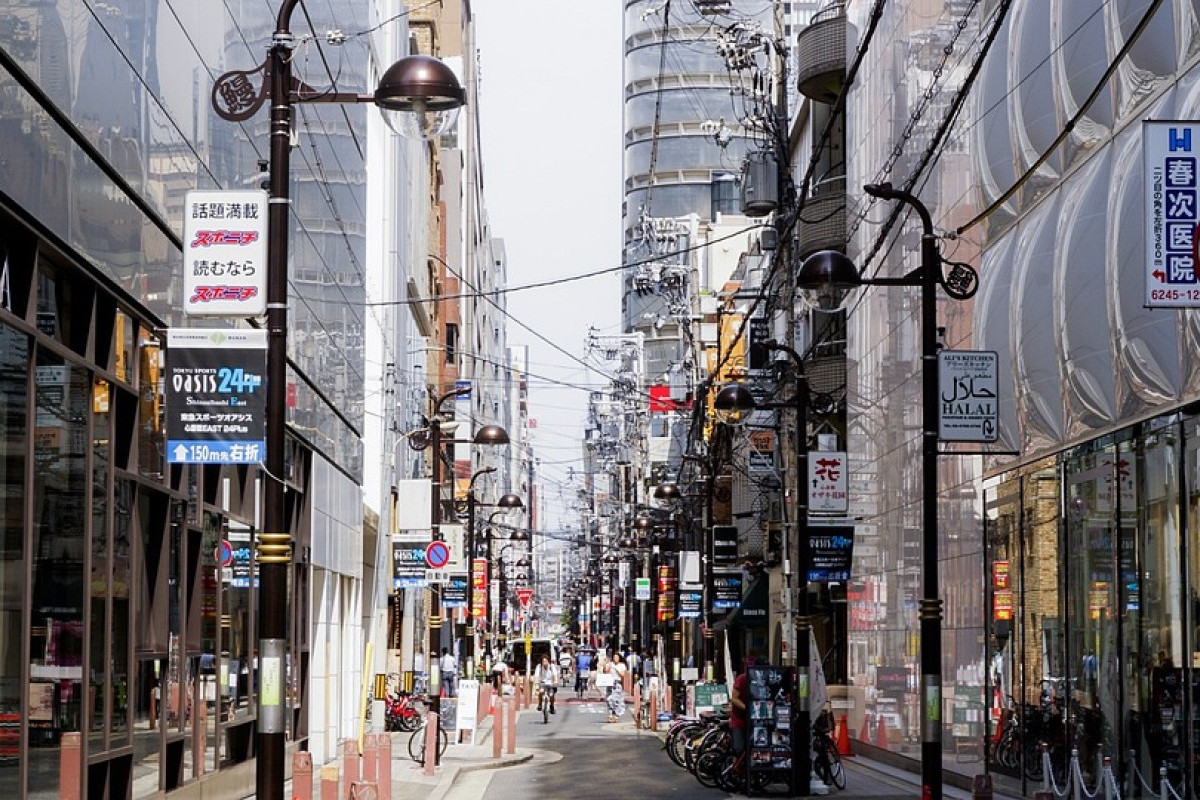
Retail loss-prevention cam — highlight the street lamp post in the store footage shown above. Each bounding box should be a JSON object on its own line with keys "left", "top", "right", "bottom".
{"left": 211, "top": 5, "right": 465, "bottom": 796}
{"left": 716, "top": 344, "right": 811, "bottom": 797}
{"left": 795, "top": 184, "right": 977, "bottom": 800}
{"left": 465, "top": 485, "right": 523, "bottom": 673}
{"left": 425, "top": 389, "right": 510, "bottom": 766}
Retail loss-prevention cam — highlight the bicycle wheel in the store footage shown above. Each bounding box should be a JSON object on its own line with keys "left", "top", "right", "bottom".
{"left": 407, "top": 727, "right": 424, "bottom": 762}
{"left": 667, "top": 723, "right": 702, "bottom": 768}
{"left": 694, "top": 749, "right": 725, "bottom": 788}
{"left": 543, "top": 698, "right": 549, "bottom": 724}
{"left": 824, "top": 740, "right": 846, "bottom": 790}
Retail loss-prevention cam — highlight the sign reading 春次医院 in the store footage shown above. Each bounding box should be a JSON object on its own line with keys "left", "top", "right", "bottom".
{"left": 182, "top": 190, "right": 268, "bottom": 317}
{"left": 1145, "top": 121, "right": 1200, "bottom": 307}
{"left": 166, "top": 329, "right": 266, "bottom": 464}
{"left": 937, "top": 350, "right": 998, "bottom": 443}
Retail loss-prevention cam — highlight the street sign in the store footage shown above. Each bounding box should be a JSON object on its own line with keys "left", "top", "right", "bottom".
{"left": 182, "top": 190, "right": 268, "bottom": 317}
{"left": 937, "top": 350, "right": 999, "bottom": 442}
{"left": 166, "top": 329, "right": 266, "bottom": 464}
{"left": 635, "top": 577, "right": 652, "bottom": 601}
{"left": 515, "top": 587, "right": 534, "bottom": 608}
{"left": 1144, "top": 120, "right": 1200, "bottom": 307}
{"left": 393, "top": 540, "right": 429, "bottom": 589}
{"left": 808, "top": 451, "right": 848, "bottom": 512}
{"left": 425, "top": 541, "right": 451, "bottom": 570}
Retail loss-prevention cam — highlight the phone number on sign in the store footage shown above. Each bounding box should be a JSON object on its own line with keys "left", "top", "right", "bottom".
{"left": 1150, "top": 288, "right": 1200, "bottom": 302}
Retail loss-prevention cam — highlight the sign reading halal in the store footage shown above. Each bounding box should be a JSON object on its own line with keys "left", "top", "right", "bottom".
{"left": 937, "top": 350, "right": 999, "bottom": 442}
{"left": 166, "top": 329, "right": 266, "bottom": 464}
{"left": 182, "top": 190, "right": 268, "bottom": 317}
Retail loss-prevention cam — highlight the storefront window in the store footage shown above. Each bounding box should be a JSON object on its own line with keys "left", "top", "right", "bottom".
{"left": 28, "top": 350, "right": 88, "bottom": 797}
{"left": 0, "top": 324, "right": 27, "bottom": 797}
{"left": 89, "top": 381, "right": 110, "bottom": 751}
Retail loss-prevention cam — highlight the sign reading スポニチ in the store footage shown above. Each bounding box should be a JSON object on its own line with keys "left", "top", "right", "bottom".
{"left": 183, "top": 190, "right": 268, "bottom": 317}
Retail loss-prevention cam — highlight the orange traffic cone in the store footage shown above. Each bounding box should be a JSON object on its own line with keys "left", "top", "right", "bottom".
{"left": 836, "top": 714, "right": 854, "bottom": 757}
{"left": 859, "top": 712, "right": 870, "bottom": 742}
{"left": 875, "top": 712, "right": 888, "bottom": 749}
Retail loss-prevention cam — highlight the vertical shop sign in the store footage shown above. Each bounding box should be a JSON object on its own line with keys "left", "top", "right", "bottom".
{"left": 471, "top": 558, "right": 488, "bottom": 619}
{"left": 182, "top": 190, "right": 268, "bottom": 316}
{"left": 1144, "top": 121, "right": 1200, "bottom": 307}
{"left": 656, "top": 564, "right": 677, "bottom": 622}
{"left": 166, "top": 329, "right": 266, "bottom": 464}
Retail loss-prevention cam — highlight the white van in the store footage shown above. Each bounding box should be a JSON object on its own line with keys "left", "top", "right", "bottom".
{"left": 506, "top": 637, "right": 558, "bottom": 673}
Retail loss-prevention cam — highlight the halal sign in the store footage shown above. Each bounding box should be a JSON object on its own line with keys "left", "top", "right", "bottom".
{"left": 938, "top": 350, "right": 999, "bottom": 443}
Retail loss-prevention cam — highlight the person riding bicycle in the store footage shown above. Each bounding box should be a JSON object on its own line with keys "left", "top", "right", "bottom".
{"left": 534, "top": 655, "right": 559, "bottom": 714}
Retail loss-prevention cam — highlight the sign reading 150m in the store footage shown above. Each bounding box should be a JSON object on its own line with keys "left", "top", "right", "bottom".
{"left": 166, "top": 329, "right": 267, "bottom": 464}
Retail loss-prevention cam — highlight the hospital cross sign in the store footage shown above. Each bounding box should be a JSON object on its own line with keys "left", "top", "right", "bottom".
{"left": 1145, "top": 121, "right": 1200, "bottom": 307}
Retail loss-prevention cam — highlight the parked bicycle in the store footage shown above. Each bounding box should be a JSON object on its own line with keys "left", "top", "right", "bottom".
{"left": 407, "top": 719, "right": 448, "bottom": 766}
{"left": 812, "top": 709, "right": 846, "bottom": 790}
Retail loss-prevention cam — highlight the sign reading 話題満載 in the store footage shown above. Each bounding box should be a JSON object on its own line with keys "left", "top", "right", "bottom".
{"left": 937, "top": 350, "right": 998, "bottom": 443}
{"left": 182, "top": 190, "right": 268, "bottom": 317}
{"left": 166, "top": 329, "right": 266, "bottom": 464}
{"left": 1145, "top": 121, "right": 1200, "bottom": 307}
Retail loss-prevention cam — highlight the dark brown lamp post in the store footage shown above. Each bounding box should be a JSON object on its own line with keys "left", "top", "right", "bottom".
{"left": 794, "top": 184, "right": 977, "bottom": 799}
{"left": 465, "top": 490, "right": 523, "bottom": 671}
{"left": 215, "top": 4, "right": 465, "bottom": 796}
{"left": 425, "top": 396, "right": 510, "bottom": 762}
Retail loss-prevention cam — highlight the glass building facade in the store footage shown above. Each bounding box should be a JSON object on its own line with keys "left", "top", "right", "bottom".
{"left": 0, "top": 1, "right": 384, "bottom": 796}
{"left": 840, "top": 1, "right": 1200, "bottom": 794}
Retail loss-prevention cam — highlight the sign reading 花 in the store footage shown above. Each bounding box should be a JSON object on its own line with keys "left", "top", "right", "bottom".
{"left": 1145, "top": 121, "right": 1200, "bottom": 307}
{"left": 183, "top": 190, "right": 268, "bottom": 317}
{"left": 807, "top": 451, "right": 848, "bottom": 513}
{"left": 937, "top": 350, "right": 999, "bottom": 442}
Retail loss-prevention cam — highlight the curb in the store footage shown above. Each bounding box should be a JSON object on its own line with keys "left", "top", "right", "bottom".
{"left": 428, "top": 751, "right": 535, "bottom": 800}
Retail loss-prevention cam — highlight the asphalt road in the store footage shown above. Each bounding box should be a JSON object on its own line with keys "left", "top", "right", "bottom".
{"left": 445, "top": 694, "right": 732, "bottom": 799}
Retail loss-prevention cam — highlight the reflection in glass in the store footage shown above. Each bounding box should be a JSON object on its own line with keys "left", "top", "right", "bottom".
{"left": 89, "top": 380, "right": 110, "bottom": 751}
{"left": 28, "top": 351, "right": 88, "bottom": 797}
{"left": 0, "top": 325, "right": 28, "bottom": 796}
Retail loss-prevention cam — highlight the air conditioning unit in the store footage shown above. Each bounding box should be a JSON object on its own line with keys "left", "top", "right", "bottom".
{"left": 740, "top": 150, "right": 779, "bottom": 217}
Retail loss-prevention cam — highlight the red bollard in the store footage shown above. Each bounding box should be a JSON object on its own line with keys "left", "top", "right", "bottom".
{"left": 506, "top": 696, "right": 516, "bottom": 754}
{"left": 362, "top": 734, "right": 377, "bottom": 783}
{"left": 633, "top": 683, "right": 642, "bottom": 727}
{"left": 377, "top": 733, "right": 392, "bottom": 799}
{"left": 59, "top": 732, "right": 81, "bottom": 800}
{"left": 320, "top": 765, "right": 339, "bottom": 800}
{"left": 423, "top": 711, "right": 439, "bottom": 777}
{"left": 342, "top": 739, "right": 359, "bottom": 799}
{"left": 292, "top": 752, "right": 314, "bottom": 800}
{"left": 492, "top": 693, "right": 504, "bottom": 759}
{"left": 649, "top": 691, "right": 658, "bottom": 732}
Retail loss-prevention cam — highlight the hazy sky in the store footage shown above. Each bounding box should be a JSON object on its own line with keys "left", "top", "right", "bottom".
{"left": 473, "top": 3, "right": 624, "bottom": 532}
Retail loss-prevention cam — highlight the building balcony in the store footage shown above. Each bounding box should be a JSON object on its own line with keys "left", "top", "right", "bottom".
{"left": 796, "top": 175, "right": 846, "bottom": 260}
{"left": 795, "top": 3, "right": 847, "bottom": 103}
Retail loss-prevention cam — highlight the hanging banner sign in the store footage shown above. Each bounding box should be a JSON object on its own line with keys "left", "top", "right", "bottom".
{"left": 657, "top": 565, "right": 677, "bottom": 623}
{"left": 442, "top": 574, "right": 469, "bottom": 608}
{"left": 182, "top": 190, "right": 268, "bottom": 317}
{"left": 635, "top": 577, "right": 652, "bottom": 601}
{"left": 807, "top": 524, "right": 854, "bottom": 582}
{"left": 712, "top": 525, "right": 738, "bottom": 566}
{"left": 679, "top": 590, "right": 702, "bottom": 618}
{"left": 712, "top": 570, "right": 743, "bottom": 610}
{"left": 392, "top": 540, "right": 430, "bottom": 589}
{"left": 937, "top": 350, "right": 999, "bottom": 442}
{"left": 471, "top": 558, "right": 488, "bottom": 618}
{"left": 1144, "top": 120, "right": 1200, "bottom": 307}
{"left": 166, "top": 329, "right": 266, "bottom": 464}
{"left": 807, "top": 451, "right": 848, "bottom": 513}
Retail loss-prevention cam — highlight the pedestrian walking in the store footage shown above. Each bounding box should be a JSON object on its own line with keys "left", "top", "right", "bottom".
{"left": 439, "top": 647, "right": 457, "bottom": 698}
{"left": 602, "top": 652, "right": 628, "bottom": 722}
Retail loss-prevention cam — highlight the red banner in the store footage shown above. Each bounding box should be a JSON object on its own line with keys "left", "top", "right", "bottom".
{"left": 471, "top": 558, "right": 488, "bottom": 618}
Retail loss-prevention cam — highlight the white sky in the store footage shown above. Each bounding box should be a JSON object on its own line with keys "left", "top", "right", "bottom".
{"left": 473, "top": 3, "right": 625, "bottom": 532}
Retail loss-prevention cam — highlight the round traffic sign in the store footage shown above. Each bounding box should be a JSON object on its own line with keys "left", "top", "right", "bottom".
{"left": 216, "top": 540, "right": 234, "bottom": 568}
{"left": 425, "top": 541, "right": 451, "bottom": 569}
